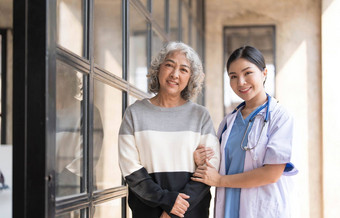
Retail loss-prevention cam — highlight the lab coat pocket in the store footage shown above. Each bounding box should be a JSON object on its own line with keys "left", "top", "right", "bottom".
{"left": 255, "top": 200, "right": 279, "bottom": 217}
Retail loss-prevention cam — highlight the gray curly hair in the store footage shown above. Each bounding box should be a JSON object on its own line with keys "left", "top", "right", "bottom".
{"left": 147, "top": 41, "right": 205, "bottom": 100}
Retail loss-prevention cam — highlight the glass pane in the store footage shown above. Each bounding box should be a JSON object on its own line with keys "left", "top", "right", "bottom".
{"left": 93, "top": 80, "right": 122, "bottom": 190}
{"left": 93, "top": 198, "right": 122, "bottom": 218}
{"left": 181, "top": 3, "right": 189, "bottom": 44}
{"left": 129, "top": 5, "right": 148, "bottom": 92}
{"left": 196, "top": 0, "right": 204, "bottom": 28}
{"left": 191, "top": 23, "right": 197, "bottom": 50}
{"left": 56, "top": 208, "right": 86, "bottom": 218}
{"left": 128, "top": 95, "right": 138, "bottom": 106}
{"left": 153, "top": 0, "right": 165, "bottom": 31}
{"left": 94, "top": 0, "right": 122, "bottom": 77}
{"left": 140, "top": 0, "right": 148, "bottom": 9}
{"left": 56, "top": 61, "right": 85, "bottom": 197}
{"left": 196, "top": 31, "right": 203, "bottom": 57}
{"left": 152, "top": 29, "right": 164, "bottom": 60}
{"left": 169, "top": 0, "right": 179, "bottom": 41}
{"left": 192, "top": 0, "right": 197, "bottom": 18}
{"left": 57, "top": 0, "right": 84, "bottom": 57}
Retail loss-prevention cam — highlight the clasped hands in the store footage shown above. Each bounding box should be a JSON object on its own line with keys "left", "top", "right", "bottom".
{"left": 160, "top": 145, "right": 218, "bottom": 218}
{"left": 160, "top": 193, "right": 190, "bottom": 218}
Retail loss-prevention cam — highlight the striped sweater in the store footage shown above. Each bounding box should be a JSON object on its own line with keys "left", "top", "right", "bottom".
{"left": 118, "top": 98, "right": 220, "bottom": 218}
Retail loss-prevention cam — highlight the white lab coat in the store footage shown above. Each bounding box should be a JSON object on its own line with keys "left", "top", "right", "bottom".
{"left": 215, "top": 97, "right": 297, "bottom": 218}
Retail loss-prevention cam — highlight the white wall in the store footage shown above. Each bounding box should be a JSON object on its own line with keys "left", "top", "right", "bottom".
{"left": 322, "top": 0, "right": 340, "bottom": 217}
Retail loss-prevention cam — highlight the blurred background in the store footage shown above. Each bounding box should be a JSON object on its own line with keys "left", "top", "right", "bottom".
{"left": 0, "top": 0, "right": 339, "bottom": 217}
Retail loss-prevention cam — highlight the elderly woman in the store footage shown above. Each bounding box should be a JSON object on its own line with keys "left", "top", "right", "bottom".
{"left": 118, "top": 42, "right": 220, "bottom": 218}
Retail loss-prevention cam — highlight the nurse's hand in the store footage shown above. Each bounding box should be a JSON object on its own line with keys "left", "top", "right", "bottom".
{"left": 170, "top": 193, "right": 190, "bottom": 218}
{"left": 194, "top": 145, "right": 215, "bottom": 166}
{"left": 191, "top": 160, "right": 221, "bottom": 187}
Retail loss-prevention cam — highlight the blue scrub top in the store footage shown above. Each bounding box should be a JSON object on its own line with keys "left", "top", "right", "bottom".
{"left": 224, "top": 107, "right": 259, "bottom": 218}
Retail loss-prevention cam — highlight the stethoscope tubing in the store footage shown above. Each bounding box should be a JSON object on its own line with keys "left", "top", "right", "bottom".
{"left": 220, "top": 94, "right": 271, "bottom": 151}
{"left": 240, "top": 94, "right": 270, "bottom": 150}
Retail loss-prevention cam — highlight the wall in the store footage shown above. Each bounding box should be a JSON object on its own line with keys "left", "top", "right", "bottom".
{"left": 205, "top": 0, "right": 322, "bottom": 217}
{"left": 322, "top": 0, "right": 340, "bottom": 217}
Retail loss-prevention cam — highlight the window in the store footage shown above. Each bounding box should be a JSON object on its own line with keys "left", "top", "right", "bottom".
{"left": 56, "top": 61, "right": 86, "bottom": 197}
{"left": 181, "top": 1, "right": 190, "bottom": 44}
{"left": 223, "top": 26, "right": 276, "bottom": 114}
{"left": 129, "top": 3, "right": 149, "bottom": 92}
{"left": 94, "top": 0, "right": 123, "bottom": 77}
{"left": 93, "top": 80, "right": 122, "bottom": 190}
{"left": 153, "top": 0, "right": 166, "bottom": 31}
{"left": 169, "top": 0, "right": 179, "bottom": 41}
{"left": 13, "top": 1, "right": 206, "bottom": 217}
{"left": 57, "top": 0, "right": 85, "bottom": 57}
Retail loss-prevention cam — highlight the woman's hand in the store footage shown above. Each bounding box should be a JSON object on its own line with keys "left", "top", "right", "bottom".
{"left": 193, "top": 162, "right": 286, "bottom": 188}
{"left": 170, "top": 193, "right": 190, "bottom": 218}
{"left": 160, "top": 211, "right": 171, "bottom": 218}
{"left": 193, "top": 145, "right": 215, "bottom": 166}
{"left": 191, "top": 160, "right": 221, "bottom": 187}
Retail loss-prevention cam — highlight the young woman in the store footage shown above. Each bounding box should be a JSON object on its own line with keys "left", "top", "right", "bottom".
{"left": 192, "top": 46, "right": 297, "bottom": 218}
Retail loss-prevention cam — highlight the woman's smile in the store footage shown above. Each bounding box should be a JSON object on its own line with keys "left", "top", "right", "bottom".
{"left": 167, "top": 79, "right": 179, "bottom": 86}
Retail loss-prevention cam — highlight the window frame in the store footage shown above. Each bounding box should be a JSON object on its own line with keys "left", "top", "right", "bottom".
{"left": 13, "top": 0, "right": 206, "bottom": 217}
{"left": 0, "top": 29, "right": 7, "bottom": 144}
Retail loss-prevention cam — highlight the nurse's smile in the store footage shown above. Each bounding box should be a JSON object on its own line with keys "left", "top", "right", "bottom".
{"left": 239, "top": 87, "right": 251, "bottom": 93}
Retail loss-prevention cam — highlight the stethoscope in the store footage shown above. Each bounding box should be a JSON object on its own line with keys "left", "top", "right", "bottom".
{"left": 220, "top": 94, "right": 271, "bottom": 151}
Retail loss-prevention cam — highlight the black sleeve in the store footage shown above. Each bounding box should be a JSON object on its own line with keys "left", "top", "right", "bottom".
{"left": 179, "top": 179, "right": 210, "bottom": 212}
{"left": 125, "top": 167, "right": 179, "bottom": 214}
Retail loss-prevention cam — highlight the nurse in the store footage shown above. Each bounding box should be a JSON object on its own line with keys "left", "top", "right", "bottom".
{"left": 192, "top": 45, "right": 297, "bottom": 218}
